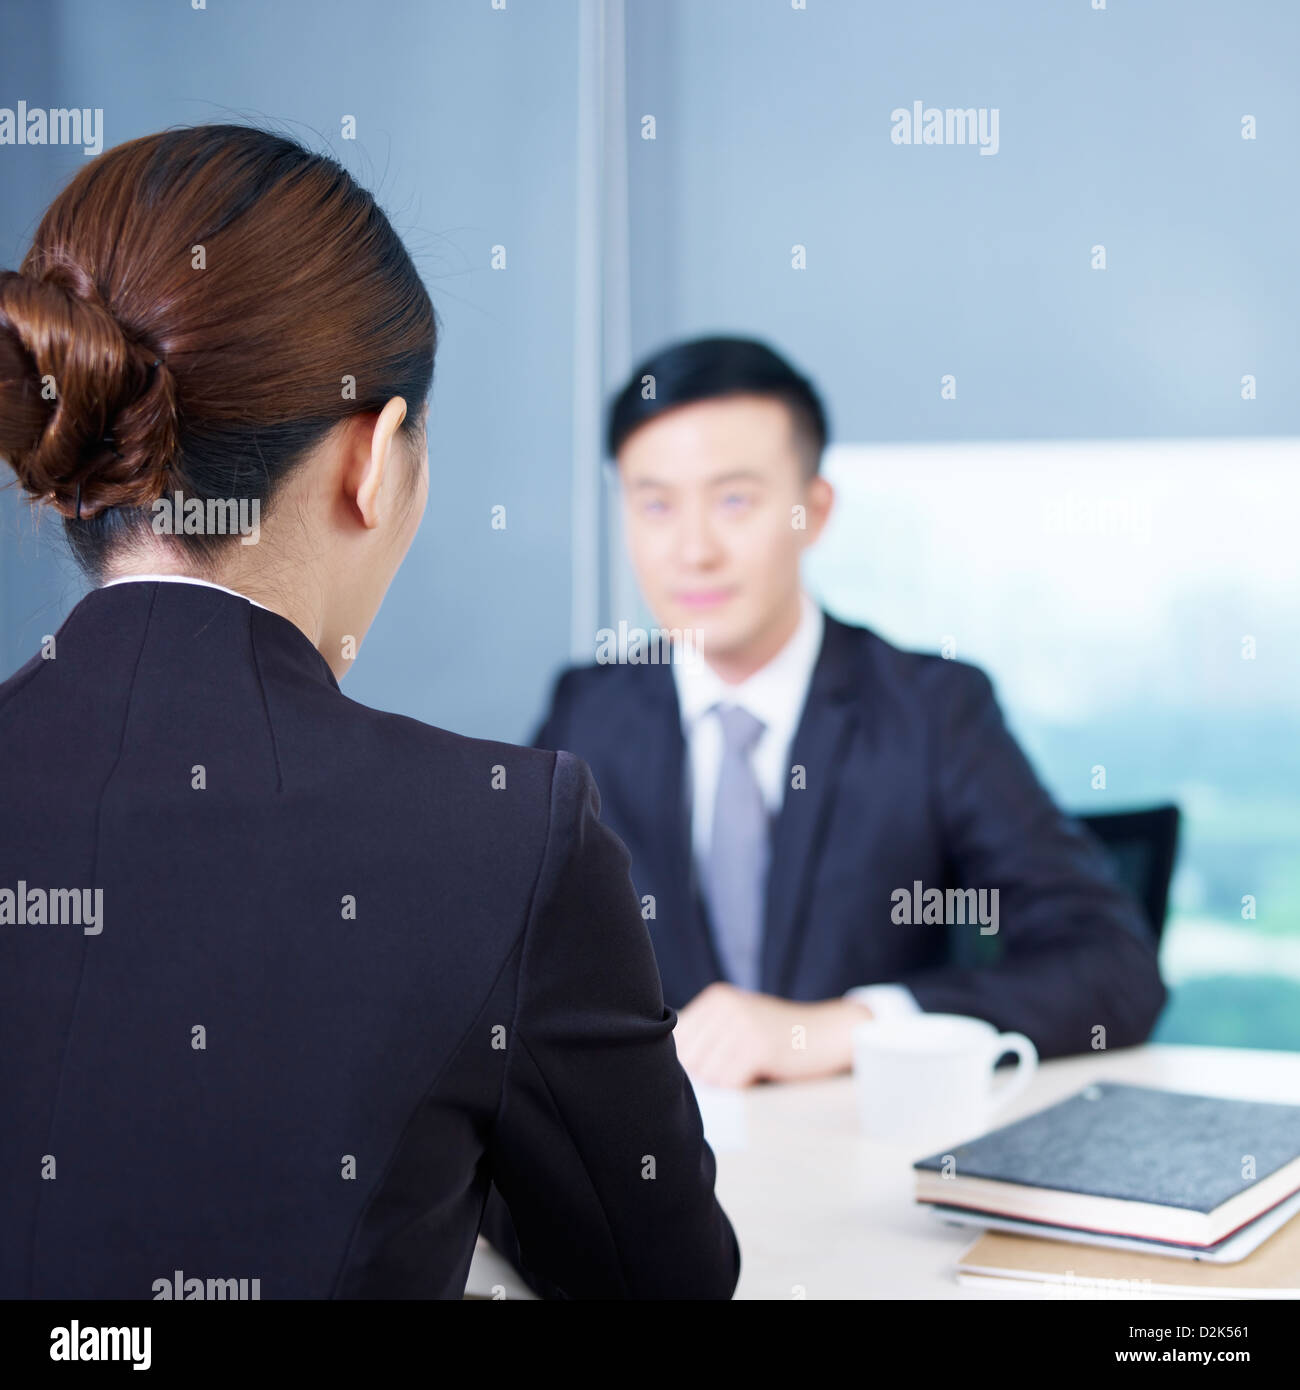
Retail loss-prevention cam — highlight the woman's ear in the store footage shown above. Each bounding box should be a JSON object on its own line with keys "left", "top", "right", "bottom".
{"left": 355, "top": 396, "right": 409, "bottom": 529}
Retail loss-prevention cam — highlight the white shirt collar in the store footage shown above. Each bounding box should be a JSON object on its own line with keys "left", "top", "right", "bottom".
{"left": 673, "top": 591, "right": 824, "bottom": 731}
{"left": 100, "top": 573, "right": 272, "bottom": 613}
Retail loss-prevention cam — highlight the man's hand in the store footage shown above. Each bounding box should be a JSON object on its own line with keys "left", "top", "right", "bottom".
{"left": 672, "top": 982, "right": 874, "bottom": 1087}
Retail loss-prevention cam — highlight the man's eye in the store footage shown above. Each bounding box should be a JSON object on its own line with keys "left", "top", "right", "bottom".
{"left": 642, "top": 498, "right": 669, "bottom": 515}
{"left": 720, "top": 493, "right": 752, "bottom": 510}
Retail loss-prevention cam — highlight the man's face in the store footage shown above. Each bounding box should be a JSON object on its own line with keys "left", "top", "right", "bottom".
{"left": 617, "top": 394, "right": 832, "bottom": 665}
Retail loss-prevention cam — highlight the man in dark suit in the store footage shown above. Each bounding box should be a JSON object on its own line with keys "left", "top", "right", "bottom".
{"left": 534, "top": 336, "right": 1167, "bottom": 1087}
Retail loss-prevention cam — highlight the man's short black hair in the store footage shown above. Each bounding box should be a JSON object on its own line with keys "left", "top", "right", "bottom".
{"left": 606, "top": 335, "right": 829, "bottom": 476}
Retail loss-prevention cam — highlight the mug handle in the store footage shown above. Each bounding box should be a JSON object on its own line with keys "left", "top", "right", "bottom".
{"left": 987, "top": 1031, "right": 1038, "bottom": 1117}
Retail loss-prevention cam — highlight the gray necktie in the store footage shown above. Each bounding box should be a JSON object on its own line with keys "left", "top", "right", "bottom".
{"left": 700, "top": 704, "right": 769, "bottom": 991}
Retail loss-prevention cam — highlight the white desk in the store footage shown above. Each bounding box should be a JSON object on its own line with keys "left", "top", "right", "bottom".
{"left": 467, "top": 1044, "right": 1300, "bottom": 1299}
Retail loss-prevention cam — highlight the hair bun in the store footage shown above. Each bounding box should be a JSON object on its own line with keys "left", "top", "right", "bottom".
{"left": 0, "top": 266, "right": 177, "bottom": 518}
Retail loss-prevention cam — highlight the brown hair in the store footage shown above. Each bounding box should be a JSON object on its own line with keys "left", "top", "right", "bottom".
{"left": 0, "top": 124, "right": 435, "bottom": 575}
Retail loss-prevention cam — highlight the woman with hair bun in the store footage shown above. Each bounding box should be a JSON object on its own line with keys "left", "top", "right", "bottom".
{"left": 0, "top": 124, "right": 738, "bottom": 1300}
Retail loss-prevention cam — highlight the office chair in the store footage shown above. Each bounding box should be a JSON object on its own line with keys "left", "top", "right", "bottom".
{"left": 1078, "top": 804, "right": 1181, "bottom": 943}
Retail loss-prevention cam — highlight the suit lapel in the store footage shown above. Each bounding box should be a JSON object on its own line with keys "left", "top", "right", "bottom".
{"left": 760, "top": 615, "right": 861, "bottom": 997}
{"left": 609, "top": 665, "right": 724, "bottom": 1002}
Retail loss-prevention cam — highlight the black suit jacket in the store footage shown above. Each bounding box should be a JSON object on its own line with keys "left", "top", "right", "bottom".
{"left": 0, "top": 581, "right": 738, "bottom": 1299}
{"left": 533, "top": 611, "right": 1167, "bottom": 1060}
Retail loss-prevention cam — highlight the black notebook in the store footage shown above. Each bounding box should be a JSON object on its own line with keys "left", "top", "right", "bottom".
{"left": 913, "top": 1082, "right": 1300, "bottom": 1248}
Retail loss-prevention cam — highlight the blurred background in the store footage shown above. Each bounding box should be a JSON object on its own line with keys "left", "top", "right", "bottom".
{"left": 1, "top": 0, "right": 1296, "bottom": 1047}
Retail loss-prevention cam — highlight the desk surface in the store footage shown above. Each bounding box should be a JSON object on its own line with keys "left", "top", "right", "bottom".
{"left": 467, "top": 1043, "right": 1300, "bottom": 1299}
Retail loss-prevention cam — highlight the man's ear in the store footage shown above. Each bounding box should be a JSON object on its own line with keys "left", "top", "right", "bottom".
{"left": 355, "top": 396, "right": 409, "bottom": 529}
{"left": 803, "top": 474, "right": 835, "bottom": 545}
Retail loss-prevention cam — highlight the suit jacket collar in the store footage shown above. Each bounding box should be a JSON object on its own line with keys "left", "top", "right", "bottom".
{"left": 609, "top": 657, "right": 726, "bottom": 993}
{"left": 71, "top": 580, "right": 340, "bottom": 694}
{"left": 100, "top": 572, "right": 276, "bottom": 613}
{"left": 759, "top": 613, "right": 862, "bottom": 993}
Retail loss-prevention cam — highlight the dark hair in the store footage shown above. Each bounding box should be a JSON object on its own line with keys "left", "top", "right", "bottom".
{"left": 606, "top": 335, "right": 828, "bottom": 476}
{"left": 0, "top": 123, "right": 435, "bottom": 577}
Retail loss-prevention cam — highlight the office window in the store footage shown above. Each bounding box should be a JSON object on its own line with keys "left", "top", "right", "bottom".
{"left": 805, "top": 438, "right": 1300, "bottom": 1049}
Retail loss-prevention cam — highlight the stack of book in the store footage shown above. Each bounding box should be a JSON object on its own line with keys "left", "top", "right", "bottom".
{"left": 913, "top": 1082, "right": 1300, "bottom": 1296}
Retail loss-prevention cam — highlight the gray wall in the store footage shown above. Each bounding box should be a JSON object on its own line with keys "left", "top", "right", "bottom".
{"left": 625, "top": 0, "right": 1300, "bottom": 442}
{"left": 0, "top": 0, "right": 580, "bottom": 741}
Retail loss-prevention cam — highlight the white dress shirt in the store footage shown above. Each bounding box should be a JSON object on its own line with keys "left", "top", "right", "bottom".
{"left": 672, "top": 591, "right": 919, "bottom": 1018}
{"left": 100, "top": 573, "right": 273, "bottom": 612}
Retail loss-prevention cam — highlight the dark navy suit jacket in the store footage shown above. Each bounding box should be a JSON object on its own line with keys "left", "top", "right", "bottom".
{"left": 0, "top": 581, "right": 739, "bottom": 1299}
{"left": 532, "top": 611, "right": 1167, "bottom": 1061}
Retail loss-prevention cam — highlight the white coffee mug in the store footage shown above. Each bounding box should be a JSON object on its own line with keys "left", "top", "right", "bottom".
{"left": 851, "top": 1013, "right": 1038, "bottom": 1149}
